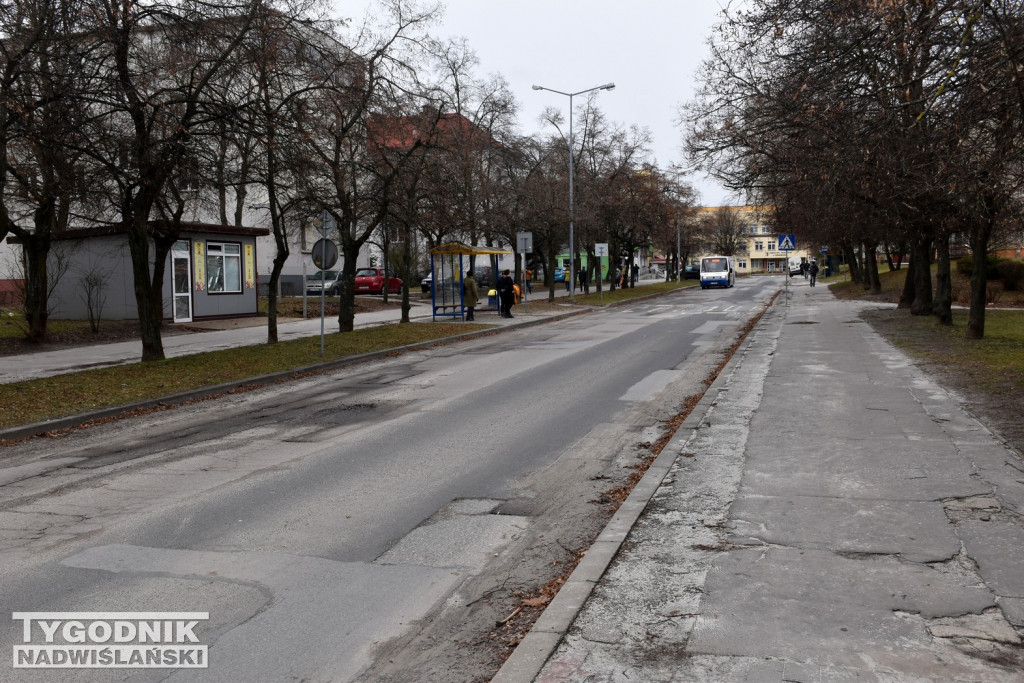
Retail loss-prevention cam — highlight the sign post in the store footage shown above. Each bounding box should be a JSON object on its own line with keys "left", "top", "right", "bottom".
{"left": 778, "top": 234, "right": 796, "bottom": 307}
{"left": 517, "top": 231, "right": 533, "bottom": 312}
{"left": 595, "top": 243, "right": 608, "bottom": 303}
{"left": 311, "top": 211, "right": 338, "bottom": 356}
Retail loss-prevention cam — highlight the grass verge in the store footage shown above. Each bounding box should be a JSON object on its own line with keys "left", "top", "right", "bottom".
{"left": 857, "top": 303, "right": 1024, "bottom": 457}
{"left": 0, "top": 322, "right": 486, "bottom": 431}
{"left": 859, "top": 308, "right": 1024, "bottom": 392}
{"left": 0, "top": 280, "right": 692, "bottom": 434}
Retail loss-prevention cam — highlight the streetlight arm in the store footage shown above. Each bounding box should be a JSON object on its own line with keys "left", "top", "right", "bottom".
{"left": 532, "top": 81, "right": 615, "bottom": 302}
{"left": 533, "top": 83, "right": 615, "bottom": 97}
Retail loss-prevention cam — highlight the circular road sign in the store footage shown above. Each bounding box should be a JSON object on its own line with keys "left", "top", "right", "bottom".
{"left": 311, "top": 238, "right": 338, "bottom": 270}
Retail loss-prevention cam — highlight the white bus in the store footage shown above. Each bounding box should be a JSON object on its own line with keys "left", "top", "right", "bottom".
{"left": 700, "top": 255, "right": 735, "bottom": 289}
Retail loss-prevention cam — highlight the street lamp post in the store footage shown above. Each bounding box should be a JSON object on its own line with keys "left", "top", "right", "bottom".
{"left": 532, "top": 82, "right": 615, "bottom": 301}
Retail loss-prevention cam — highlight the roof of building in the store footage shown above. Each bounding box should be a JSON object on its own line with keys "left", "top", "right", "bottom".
{"left": 6, "top": 222, "right": 270, "bottom": 243}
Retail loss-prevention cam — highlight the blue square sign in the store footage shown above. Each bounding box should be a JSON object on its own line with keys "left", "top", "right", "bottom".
{"left": 778, "top": 234, "right": 796, "bottom": 251}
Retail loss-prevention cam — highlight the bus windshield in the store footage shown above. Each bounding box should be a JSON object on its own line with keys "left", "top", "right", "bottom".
{"left": 701, "top": 257, "right": 728, "bottom": 273}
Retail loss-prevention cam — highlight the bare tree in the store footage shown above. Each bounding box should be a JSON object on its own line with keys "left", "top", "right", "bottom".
{"left": 702, "top": 206, "right": 746, "bottom": 256}
{"left": 683, "top": 0, "right": 1024, "bottom": 337}
{"left": 295, "top": 0, "right": 442, "bottom": 333}
{"left": 80, "top": 0, "right": 261, "bottom": 361}
{"left": 1, "top": 0, "right": 91, "bottom": 342}
{"left": 230, "top": 2, "right": 337, "bottom": 343}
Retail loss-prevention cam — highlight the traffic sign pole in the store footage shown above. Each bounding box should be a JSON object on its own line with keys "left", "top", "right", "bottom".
{"left": 778, "top": 234, "right": 796, "bottom": 308}
{"left": 595, "top": 243, "right": 608, "bottom": 303}
{"left": 320, "top": 237, "right": 326, "bottom": 355}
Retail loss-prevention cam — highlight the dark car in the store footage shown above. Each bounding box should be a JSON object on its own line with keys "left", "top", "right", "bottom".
{"left": 681, "top": 264, "right": 699, "bottom": 280}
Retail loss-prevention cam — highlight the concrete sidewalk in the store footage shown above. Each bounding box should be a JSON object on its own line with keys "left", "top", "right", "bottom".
{"left": 498, "top": 283, "right": 1024, "bottom": 681}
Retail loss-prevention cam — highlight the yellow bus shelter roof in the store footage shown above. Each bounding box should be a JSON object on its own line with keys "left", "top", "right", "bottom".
{"left": 429, "top": 242, "right": 512, "bottom": 256}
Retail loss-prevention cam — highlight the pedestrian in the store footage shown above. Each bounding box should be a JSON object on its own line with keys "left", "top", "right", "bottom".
{"left": 564, "top": 266, "right": 571, "bottom": 292}
{"left": 801, "top": 261, "right": 809, "bottom": 279}
{"left": 524, "top": 267, "right": 533, "bottom": 294}
{"left": 809, "top": 260, "right": 819, "bottom": 287}
{"left": 463, "top": 269, "right": 478, "bottom": 321}
{"left": 498, "top": 269, "right": 516, "bottom": 318}
{"left": 579, "top": 267, "right": 588, "bottom": 294}
{"left": 614, "top": 267, "right": 622, "bottom": 288}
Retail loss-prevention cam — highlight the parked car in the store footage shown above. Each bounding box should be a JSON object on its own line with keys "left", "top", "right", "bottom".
{"left": 355, "top": 267, "right": 402, "bottom": 295}
{"left": 789, "top": 257, "right": 804, "bottom": 276}
{"left": 421, "top": 273, "right": 432, "bottom": 293}
{"left": 681, "top": 264, "right": 699, "bottom": 280}
{"left": 306, "top": 270, "right": 342, "bottom": 296}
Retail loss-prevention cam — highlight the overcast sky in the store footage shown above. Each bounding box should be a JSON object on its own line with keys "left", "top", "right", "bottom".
{"left": 348, "top": 0, "right": 738, "bottom": 206}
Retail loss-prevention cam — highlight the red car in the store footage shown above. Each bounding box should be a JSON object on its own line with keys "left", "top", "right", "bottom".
{"left": 354, "top": 267, "right": 402, "bottom": 295}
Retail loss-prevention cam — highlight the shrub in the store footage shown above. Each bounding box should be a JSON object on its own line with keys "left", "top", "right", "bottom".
{"left": 997, "top": 260, "right": 1024, "bottom": 292}
{"left": 956, "top": 255, "right": 1006, "bottom": 279}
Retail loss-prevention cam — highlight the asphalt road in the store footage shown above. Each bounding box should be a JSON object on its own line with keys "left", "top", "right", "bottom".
{"left": 0, "top": 278, "right": 778, "bottom": 681}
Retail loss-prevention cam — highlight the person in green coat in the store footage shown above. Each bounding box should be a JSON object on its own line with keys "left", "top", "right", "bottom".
{"left": 463, "top": 270, "right": 479, "bottom": 321}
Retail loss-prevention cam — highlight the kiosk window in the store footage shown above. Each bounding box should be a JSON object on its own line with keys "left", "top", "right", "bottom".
{"left": 207, "top": 242, "right": 241, "bottom": 293}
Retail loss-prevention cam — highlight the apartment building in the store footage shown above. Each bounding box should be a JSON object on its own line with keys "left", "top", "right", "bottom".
{"left": 696, "top": 206, "right": 811, "bottom": 275}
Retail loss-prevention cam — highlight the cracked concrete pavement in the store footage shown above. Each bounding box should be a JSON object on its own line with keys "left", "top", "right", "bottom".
{"left": 500, "top": 284, "right": 1024, "bottom": 682}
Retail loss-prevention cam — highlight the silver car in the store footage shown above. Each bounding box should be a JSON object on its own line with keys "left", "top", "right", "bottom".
{"left": 306, "top": 270, "right": 342, "bottom": 296}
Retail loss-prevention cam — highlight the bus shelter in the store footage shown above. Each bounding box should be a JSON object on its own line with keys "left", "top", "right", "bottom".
{"left": 428, "top": 242, "right": 512, "bottom": 320}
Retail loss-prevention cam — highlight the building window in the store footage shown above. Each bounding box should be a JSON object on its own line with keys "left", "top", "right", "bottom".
{"left": 762, "top": 226, "right": 771, "bottom": 234}
{"left": 738, "top": 260, "right": 747, "bottom": 269}
{"left": 755, "top": 241, "right": 764, "bottom": 252}
{"left": 768, "top": 242, "right": 776, "bottom": 251}
{"left": 207, "top": 242, "right": 241, "bottom": 293}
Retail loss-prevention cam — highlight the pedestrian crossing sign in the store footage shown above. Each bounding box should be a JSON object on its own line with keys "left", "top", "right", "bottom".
{"left": 779, "top": 234, "right": 796, "bottom": 251}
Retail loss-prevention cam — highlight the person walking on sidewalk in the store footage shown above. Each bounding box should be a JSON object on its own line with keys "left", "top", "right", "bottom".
{"left": 809, "top": 260, "right": 819, "bottom": 287}
{"left": 463, "top": 270, "right": 478, "bottom": 321}
{"left": 498, "top": 269, "right": 516, "bottom": 318}
{"left": 524, "top": 267, "right": 533, "bottom": 294}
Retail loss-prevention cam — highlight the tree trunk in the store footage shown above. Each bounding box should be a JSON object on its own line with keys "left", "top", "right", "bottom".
{"left": 863, "top": 241, "right": 881, "bottom": 293}
{"left": 381, "top": 227, "right": 390, "bottom": 304}
{"left": 843, "top": 243, "right": 861, "bottom": 285}
{"left": 21, "top": 232, "right": 50, "bottom": 343}
{"left": 126, "top": 213, "right": 165, "bottom": 362}
{"left": 966, "top": 213, "right": 994, "bottom": 339}
{"left": 266, "top": 245, "right": 287, "bottom": 344}
{"left": 546, "top": 245, "right": 557, "bottom": 302}
{"left": 899, "top": 256, "right": 916, "bottom": 309}
{"left": 910, "top": 237, "right": 933, "bottom": 316}
{"left": 932, "top": 232, "right": 952, "bottom": 325}
{"left": 338, "top": 237, "right": 359, "bottom": 332}
{"left": 265, "top": 157, "right": 288, "bottom": 343}
{"left": 400, "top": 224, "right": 412, "bottom": 324}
